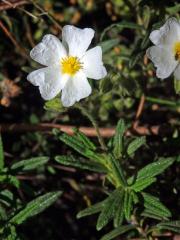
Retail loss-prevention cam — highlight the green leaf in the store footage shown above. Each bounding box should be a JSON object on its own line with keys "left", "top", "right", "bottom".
{"left": 4, "top": 225, "right": 18, "bottom": 240}
{"left": 10, "top": 157, "right": 49, "bottom": 172}
{"left": 99, "top": 74, "right": 113, "bottom": 94}
{"left": 129, "top": 157, "right": 174, "bottom": 184}
{"left": 77, "top": 200, "right": 106, "bottom": 219}
{"left": 142, "top": 192, "right": 171, "bottom": 218}
{"left": 156, "top": 221, "right": 180, "bottom": 233}
{"left": 141, "top": 210, "right": 165, "bottom": 220}
{"left": 55, "top": 155, "right": 107, "bottom": 173}
{"left": 10, "top": 191, "right": 62, "bottom": 225}
{"left": 113, "top": 119, "right": 126, "bottom": 158}
{"left": 0, "top": 190, "right": 14, "bottom": 207}
{"left": 100, "top": 21, "right": 143, "bottom": 41}
{"left": 96, "top": 188, "right": 122, "bottom": 231}
{"left": 100, "top": 225, "right": 136, "bottom": 240}
{"left": 0, "top": 204, "right": 7, "bottom": 220}
{"left": 0, "top": 134, "right": 4, "bottom": 170}
{"left": 129, "top": 52, "right": 144, "bottom": 68}
{"left": 114, "top": 190, "right": 125, "bottom": 227}
{"left": 57, "top": 132, "right": 100, "bottom": 161}
{"left": 0, "top": 171, "right": 20, "bottom": 188}
{"left": 44, "top": 97, "right": 65, "bottom": 112}
{"left": 109, "top": 154, "right": 127, "bottom": 187}
{"left": 99, "top": 38, "right": 119, "bottom": 53}
{"left": 131, "top": 177, "right": 156, "bottom": 192}
{"left": 123, "top": 190, "right": 133, "bottom": 221}
{"left": 127, "top": 136, "right": 146, "bottom": 156}
{"left": 174, "top": 78, "right": 180, "bottom": 95}
{"left": 166, "top": 4, "right": 180, "bottom": 14}
{"left": 74, "top": 130, "right": 96, "bottom": 151}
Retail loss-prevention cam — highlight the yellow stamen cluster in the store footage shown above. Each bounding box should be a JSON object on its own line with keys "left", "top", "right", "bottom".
{"left": 174, "top": 42, "right": 180, "bottom": 61}
{"left": 61, "top": 56, "right": 83, "bottom": 76}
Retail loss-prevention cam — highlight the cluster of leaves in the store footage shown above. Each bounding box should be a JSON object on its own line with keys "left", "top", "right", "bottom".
{"left": 0, "top": 135, "right": 62, "bottom": 239}
{"left": 0, "top": 0, "right": 180, "bottom": 239}
{"left": 54, "top": 119, "right": 180, "bottom": 240}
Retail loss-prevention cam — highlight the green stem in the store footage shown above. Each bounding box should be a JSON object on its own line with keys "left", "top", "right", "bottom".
{"left": 146, "top": 96, "right": 178, "bottom": 107}
{"left": 75, "top": 104, "right": 107, "bottom": 151}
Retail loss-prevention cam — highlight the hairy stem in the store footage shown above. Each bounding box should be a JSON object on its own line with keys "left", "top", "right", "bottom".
{"left": 75, "top": 104, "right": 107, "bottom": 151}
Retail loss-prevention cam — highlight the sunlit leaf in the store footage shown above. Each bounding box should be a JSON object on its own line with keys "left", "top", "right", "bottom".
{"left": 100, "top": 225, "right": 136, "bottom": 240}
{"left": 11, "top": 157, "right": 49, "bottom": 172}
{"left": 11, "top": 191, "right": 62, "bottom": 225}
{"left": 55, "top": 155, "right": 107, "bottom": 173}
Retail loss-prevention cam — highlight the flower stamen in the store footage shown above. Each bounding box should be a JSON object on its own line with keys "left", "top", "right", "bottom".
{"left": 61, "top": 56, "right": 83, "bottom": 76}
{"left": 174, "top": 42, "right": 180, "bottom": 61}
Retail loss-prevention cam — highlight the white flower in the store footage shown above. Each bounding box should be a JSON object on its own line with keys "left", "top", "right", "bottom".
{"left": 146, "top": 18, "right": 180, "bottom": 80}
{"left": 27, "top": 25, "right": 107, "bottom": 107}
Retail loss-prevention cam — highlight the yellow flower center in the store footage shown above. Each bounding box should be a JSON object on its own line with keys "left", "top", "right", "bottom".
{"left": 61, "top": 56, "right": 83, "bottom": 76}
{"left": 174, "top": 42, "right": 180, "bottom": 61}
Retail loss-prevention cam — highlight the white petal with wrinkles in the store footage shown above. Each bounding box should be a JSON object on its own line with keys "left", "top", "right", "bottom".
{"left": 174, "top": 64, "right": 180, "bottom": 80}
{"left": 146, "top": 46, "right": 178, "bottom": 79}
{"left": 149, "top": 18, "right": 180, "bottom": 46}
{"left": 82, "top": 46, "right": 107, "bottom": 80}
{"left": 27, "top": 66, "right": 68, "bottom": 100}
{"left": 61, "top": 71, "right": 92, "bottom": 107}
{"left": 30, "top": 34, "right": 67, "bottom": 66}
{"left": 62, "top": 25, "right": 94, "bottom": 57}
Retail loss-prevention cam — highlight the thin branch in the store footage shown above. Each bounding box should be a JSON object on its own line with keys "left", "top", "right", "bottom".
{"left": 0, "top": 0, "right": 29, "bottom": 11}
{"left": 0, "top": 19, "right": 29, "bottom": 59}
{"left": 0, "top": 123, "right": 173, "bottom": 137}
{"left": 75, "top": 104, "right": 107, "bottom": 150}
{"left": 133, "top": 94, "right": 145, "bottom": 129}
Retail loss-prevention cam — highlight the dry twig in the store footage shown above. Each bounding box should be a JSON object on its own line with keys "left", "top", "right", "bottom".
{"left": 0, "top": 123, "right": 173, "bottom": 137}
{"left": 0, "top": 0, "right": 29, "bottom": 11}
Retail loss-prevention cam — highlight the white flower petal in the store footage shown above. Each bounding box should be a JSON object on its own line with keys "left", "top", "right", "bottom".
{"left": 146, "top": 46, "right": 178, "bottom": 79}
{"left": 30, "top": 34, "right": 67, "bottom": 66}
{"left": 149, "top": 18, "right": 180, "bottom": 46}
{"left": 27, "top": 66, "right": 68, "bottom": 100}
{"left": 61, "top": 71, "right": 92, "bottom": 107}
{"left": 82, "top": 46, "right": 107, "bottom": 80}
{"left": 62, "top": 25, "right": 94, "bottom": 57}
{"left": 174, "top": 64, "right": 180, "bottom": 80}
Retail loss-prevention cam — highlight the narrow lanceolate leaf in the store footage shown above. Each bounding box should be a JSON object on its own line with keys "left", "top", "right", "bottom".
{"left": 109, "top": 154, "right": 127, "bottom": 187}
{"left": 127, "top": 136, "right": 146, "bottom": 156}
{"left": 0, "top": 204, "right": 7, "bottom": 220}
{"left": 123, "top": 190, "right": 133, "bottom": 221}
{"left": 75, "top": 131, "right": 96, "bottom": 151}
{"left": 58, "top": 133, "right": 99, "bottom": 161}
{"left": 5, "top": 225, "right": 18, "bottom": 240}
{"left": 131, "top": 177, "right": 156, "bottom": 192}
{"left": 77, "top": 200, "right": 106, "bottom": 219}
{"left": 0, "top": 190, "right": 14, "bottom": 207}
{"left": 10, "top": 157, "right": 49, "bottom": 172}
{"left": 99, "top": 38, "right": 119, "bottom": 53}
{"left": 156, "top": 221, "right": 180, "bottom": 233}
{"left": 114, "top": 190, "right": 125, "bottom": 227}
{"left": 100, "top": 225, "right": 136, "bottom": 240}
{"left": 11, "top": 191, "right": 62, "bottom": 225}
{"left": 142, "top": 192, "right": 171, "bottom": 218}
{"left": 128, "top": 157, "right": 175, "bottom": 184}
{"left": 113, "top": 119, "right": 126, "bottom": 158}
{"left": 55, "top": 155, "right": 107, "bottom": 173}
{"left": 96, "top": 188, "right": 122, "bottom": 231}
{"left": 0, "top": 134, "right": 4, "bottom": 170}
{"left": 100, "top": 21, "right": 143, "bottom": 41}
{"left": 141, "top": 210, "right": 165, "bottom": 220}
